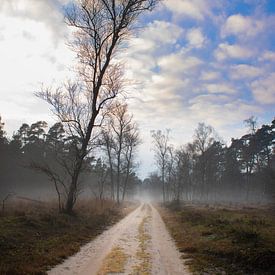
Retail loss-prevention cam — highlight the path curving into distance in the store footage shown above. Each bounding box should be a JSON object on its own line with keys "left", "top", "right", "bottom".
{"left": 48, "top": 203, "right": 190, "bottom": 275}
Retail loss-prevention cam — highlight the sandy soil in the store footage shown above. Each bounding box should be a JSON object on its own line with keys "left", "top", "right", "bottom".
{"left": 47, "top": 203, "right": 190, "bottom": 275}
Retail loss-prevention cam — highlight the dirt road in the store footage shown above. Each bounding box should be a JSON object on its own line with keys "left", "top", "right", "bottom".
{"left": 48, "top": 203, "right": 190, "bottom": 275}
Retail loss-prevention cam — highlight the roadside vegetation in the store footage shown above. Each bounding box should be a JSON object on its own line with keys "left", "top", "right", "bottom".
{"left": 159, "top": 203, "right": 275, "bottom": 275}
{"left": 0, "top": 199, "right": 135, "bottom": 275}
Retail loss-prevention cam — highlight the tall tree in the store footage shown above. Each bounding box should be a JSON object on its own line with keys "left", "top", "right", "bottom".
{"left": 36, "top": 0, "right": 159, "bottom": 213}
{"left": 151, "top": 129, "right": 171, "bottom": 202}
{"left": 192, "top": 123, "right": 218, "bottom": 200}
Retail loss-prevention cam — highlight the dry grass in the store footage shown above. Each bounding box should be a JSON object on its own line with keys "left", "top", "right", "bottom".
{"left": 132, "top": 205, "right": 152, "bottom": 275}
{"left": 158, "top": 202, "right": 275, "bottom": 275}
{"left": 0, "top": 199, "right": 136, "bottom": 275}
{"left": 97, "top": 246, "right": 128, "bottom": 275}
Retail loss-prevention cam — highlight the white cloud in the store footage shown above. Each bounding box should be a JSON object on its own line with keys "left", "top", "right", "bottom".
{"left": 123, "top": 20, "right": 184, "bottom": 82}
{"left": 158, "top": 52, "right": 203, "bottom": 75}
{"left": 259, "top": 51, "right": 275, "bottom": 62}
{"left": 189, "top": 95, "right": 262, "bottom": 128}
{"left": 142, "top": 20, "right": 183, "bottom": 45}
{"left": 186, "top": 28, "right": 206, "bottom": 48}
{"left": 222, "top": 14, "right": 264, "bottom": 38}
{"left": 0, "top": 0, "right": 75, "bottom": 135}
{"left": 0, "top": 0, "right": 68, "bottom": 45}
{"left": 127, "top": 37, "right": 155, "bottom": 53}
{"left": 163, "top": 0, "right": 211, "bottom": 20}
{"left": 230, "top": 64, "right": 264, "bottom": 80}
{"left": 215, "top": 43, "right": 255, "bottom": 60}
{"left": 204, "top": 83, "right": 236, "bottom": 94}
{"left": 127, "top": 20, "right": 183, "bottom": 56}
{"left": 201, "top": 71, "right": 221, "bottom": 81}
{"left": 251, "top": 73, "right": 275, "bottom": 104}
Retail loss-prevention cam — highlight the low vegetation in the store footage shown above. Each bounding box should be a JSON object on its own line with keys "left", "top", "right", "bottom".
{"left": 159, "top": 202, "right": 275, "bottom": 275}
{"left": 133, "top": 206, "right": 152, "bottom": 275}
{"left": 0, "top": 199, "right": 135, "bottom": 275}
{"left": 97, "top": 246, "right": 128, "bottom": 275}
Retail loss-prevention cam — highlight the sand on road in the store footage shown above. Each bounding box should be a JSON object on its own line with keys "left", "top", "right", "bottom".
{"left": 48, "top": 203, "right": 190, "bottom": 275}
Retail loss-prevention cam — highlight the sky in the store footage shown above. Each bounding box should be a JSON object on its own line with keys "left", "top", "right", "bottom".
{"left": 0, "top": 0, "right": 275, "bottom": 179}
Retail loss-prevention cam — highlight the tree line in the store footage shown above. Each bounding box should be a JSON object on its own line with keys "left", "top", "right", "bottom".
{"left": 0, "top": 104, "right": 141, "bottom": 212}
{"left": 148, "top": 117, "right": 275, "bottom": 205}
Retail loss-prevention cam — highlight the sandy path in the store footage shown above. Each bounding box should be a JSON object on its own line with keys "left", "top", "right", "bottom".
{"left": 47, "top": 203, "right": 190, "bottom": 275}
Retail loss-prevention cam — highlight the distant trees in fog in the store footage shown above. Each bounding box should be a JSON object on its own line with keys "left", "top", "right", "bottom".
{"left": 149, "top": 118, "right": 275, "bottom": 205}
{"left": 151, "top": 129, "right": 171, "bottom": 202}
{"left": 0, "top": 109, "right": 141, "bottom": 212}
{"left": 100, "top": 103, "right": 141, "bottom": 203}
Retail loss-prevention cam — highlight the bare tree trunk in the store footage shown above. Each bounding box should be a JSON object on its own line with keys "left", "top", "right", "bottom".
{"left": 106, "top": 140, "right": 115, "bottom": 200}
{"left": 116, "top": 171, "right": 120, "bottom": 204}
{"left": 53, "top": 179, "right": 62, "bottom": 212}
{"left": 65, "top": 164, "right": 82, "bottom": 214}
{"left": 122, "top": 147, "right": 133, "bottom": 201}
{"left": 162, "top": 162, "right": 165, "bottom": 203}
{"left": 122, "top": 171, "right": 130, "bottom": 201}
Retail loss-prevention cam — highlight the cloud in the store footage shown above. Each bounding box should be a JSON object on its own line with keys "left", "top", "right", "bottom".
{"left": 200, "top": 71, "right": 221, "bottom": 81}
{"left": 142, "top": 20, "right": 183, "bottom": 46}
{"left": 222, "top": 14, "right": 265, "bottom": 38}
{"left": 215, "top": 43, "right": 255, "bottom": 60}
{"left": 127, "top": 20, "right": 183, "bottom": 56}
{"left": 259, "top": 51, "right": 275, "bottom": 62}
{"left": 251, "top": 73, "right": 275, "bottom": 104}
{"left": 123, "top": 20, "right": 184, "bottom": 81}
{"left": 230, "top": 64, "right": 264, "bottom": 80}
{"left": 186, "top": 28, "right": 206, "bottom": 48}
{"left": 0, "top": 0, "right": 68, "bottom": 45}
{"left": 158, "top": 52, "right": 203, "bottom": 75}
{"left": 0, "top": 0, "right": 75, "bottom": 136}
{"left": 163, "top": 0, "right": 211, "bottom": 20}
{"left": 204, "top": 83, "right": 236, "bottom": 94}
{"left": 189, "top": 95, "right": 262, "bottom": 128}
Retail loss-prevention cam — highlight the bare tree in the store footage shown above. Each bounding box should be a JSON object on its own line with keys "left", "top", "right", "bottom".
{"left": 192, "top": 123, "right": 217, "bottom": 200}
{"left": 101, "top": 125, "right": 116, "bottom": 199}
{"left": 89, "top": 158, "right": 108, "bottom": 202}
{"left": 151, "top": 129, "right": 171, "bottom": 202}
{"left": 121, "top": 119, "right": 140, "bottom": 201}
{"left": 173, "top": 147, "right": 191, "bottom": 202}
{"left": 244, "top": 116, "right": 258, "bottom": 135}
{"left": 101, "top": 102, "right": 140, "bottom": 203}
{"left": 31, "top": 163, "right": 67, "bottom": 212}
{"left": 30, "top": 122, "right": 89, "bottom": 212}
{"left": 36, "top": 0, "right": 159, "bottom": 213}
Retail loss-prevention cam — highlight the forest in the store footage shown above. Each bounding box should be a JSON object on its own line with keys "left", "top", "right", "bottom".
{"left": 1, "top": 114, "right": 274, "bottom": 209}
{"left": 146, "top": 117, "right": 275, "bottom": 205}
{"left": 0, "top": 103, "right": 141, "bottom": 212}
